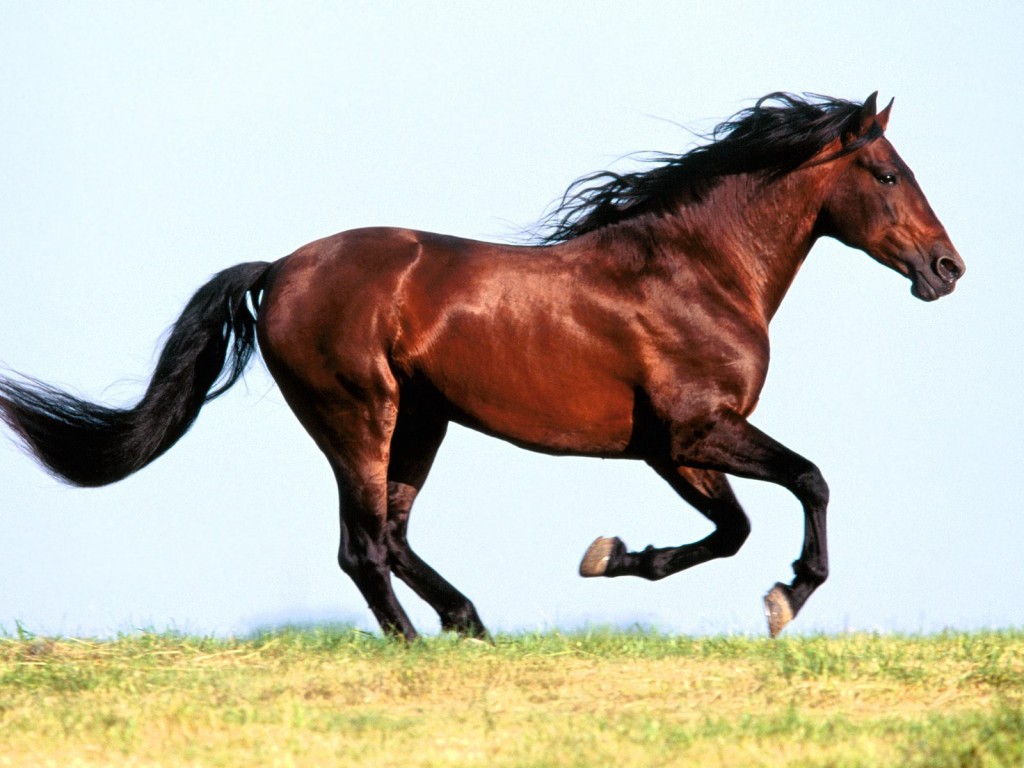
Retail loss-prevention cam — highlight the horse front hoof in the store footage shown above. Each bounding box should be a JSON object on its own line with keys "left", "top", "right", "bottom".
{"left": 579, "top": 536, "right": 618, "bottom": 577}
{"left": 763, "top": 583, "right": 794, "bottom": 638}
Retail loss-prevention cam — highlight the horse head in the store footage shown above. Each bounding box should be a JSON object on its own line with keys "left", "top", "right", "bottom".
{"left": 817, "top": 93, "right": 965, "bottom": 301}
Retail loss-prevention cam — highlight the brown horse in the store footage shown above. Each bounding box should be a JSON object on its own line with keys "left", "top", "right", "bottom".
{"left": 0, "top": 93, "right": 963, "bottom": 639}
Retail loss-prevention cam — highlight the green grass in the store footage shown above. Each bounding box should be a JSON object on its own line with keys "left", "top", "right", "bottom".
{"left": 0, "top": 626, "right": 1021, "bottom": 766}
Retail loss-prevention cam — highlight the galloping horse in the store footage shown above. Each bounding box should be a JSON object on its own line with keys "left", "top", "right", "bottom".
{"left": 0, "top": 93, "right": 963, "bottom": 638}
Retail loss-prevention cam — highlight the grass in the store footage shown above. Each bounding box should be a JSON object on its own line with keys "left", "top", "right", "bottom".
{"left": 0, "top": 626, "right": 1021, "bottom": 767}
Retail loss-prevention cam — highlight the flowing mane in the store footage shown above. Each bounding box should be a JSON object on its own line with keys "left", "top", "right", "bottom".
{"left": 535, "top": 92, "right": 882, "bottom": 244}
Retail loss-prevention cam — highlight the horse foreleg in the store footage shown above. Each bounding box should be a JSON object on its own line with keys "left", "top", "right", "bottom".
{"left": 579, "top": 466, "right": 750, "bottom": 580}
{"left": 673, "top": 410, "right": 829, "bottom": 637}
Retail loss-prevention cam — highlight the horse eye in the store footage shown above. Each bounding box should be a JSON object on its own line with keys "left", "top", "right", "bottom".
{"left": 876, "top": 173, "right": 898, "bottom": 186}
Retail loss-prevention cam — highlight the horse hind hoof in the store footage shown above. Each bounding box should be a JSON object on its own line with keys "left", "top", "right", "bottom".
{"left": 579, "top": 536, "right": 617, "bottom": 577}
{"left": 763, "top": 583, "right": 794, "bottom": 638}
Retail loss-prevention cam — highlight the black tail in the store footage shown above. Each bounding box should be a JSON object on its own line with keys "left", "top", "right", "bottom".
{"left": 0, "top": 261, "right": 272, "bottom": 487}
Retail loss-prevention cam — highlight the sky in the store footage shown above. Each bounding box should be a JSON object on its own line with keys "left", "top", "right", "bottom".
{"left": 0, "top": 2, "right": 1021, "bottom": 639}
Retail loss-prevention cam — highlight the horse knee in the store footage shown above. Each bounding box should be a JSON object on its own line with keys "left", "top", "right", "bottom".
{"left": 794, "top": 466, "right": 829, "bottom": 508}
{"left": 712, "top": 514, "right": 751, "bottom": 558}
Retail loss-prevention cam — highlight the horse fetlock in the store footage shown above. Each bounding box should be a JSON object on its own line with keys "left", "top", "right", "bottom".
{"left": 792, "top": 558, "right": 829, "bottom": 586}
{"left": 440, "top": 604, "right": 487, "bottom": 637}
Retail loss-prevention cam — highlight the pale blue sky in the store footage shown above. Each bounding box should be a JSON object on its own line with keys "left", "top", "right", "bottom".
{"left": 1, "top": 2, "right": 1020, "bottom": 637}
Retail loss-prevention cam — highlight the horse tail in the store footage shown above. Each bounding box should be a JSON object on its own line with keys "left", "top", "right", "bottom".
{"left": 0, "top": 261, "right": 272, "bottom": 487}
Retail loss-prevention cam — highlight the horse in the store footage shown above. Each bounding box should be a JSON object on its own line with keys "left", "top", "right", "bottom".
{"left": 0, "top": 92, "right": 964, "bottom": 639}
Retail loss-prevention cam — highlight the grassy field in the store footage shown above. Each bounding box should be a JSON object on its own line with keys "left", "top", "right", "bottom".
{"left": 0, "top": 626, "right": 1021, "bottom": 767}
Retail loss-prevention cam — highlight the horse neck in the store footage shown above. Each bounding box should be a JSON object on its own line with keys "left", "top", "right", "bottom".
{"left": 654, "top": 169, "right": 829, "bottom": 323}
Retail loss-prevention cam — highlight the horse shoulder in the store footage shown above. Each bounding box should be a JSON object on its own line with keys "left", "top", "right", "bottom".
{"left": 627, "top": 270, "right": 772, "bottom": 424}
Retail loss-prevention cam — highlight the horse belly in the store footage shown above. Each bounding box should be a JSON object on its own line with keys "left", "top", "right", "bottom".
{"left": 408, "top": 319, "right": 637, "bottom": 456}
{"left": 442, "top": 365, "right": 635, "bottom": 455}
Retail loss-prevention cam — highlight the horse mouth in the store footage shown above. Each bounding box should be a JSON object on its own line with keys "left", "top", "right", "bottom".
{"left": 911, "top": 271, "right": 957, "bottom": 302}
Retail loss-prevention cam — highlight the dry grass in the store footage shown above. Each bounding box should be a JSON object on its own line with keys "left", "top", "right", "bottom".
{"left": 0, "top": 627, "right": 1021, "bottom": 767}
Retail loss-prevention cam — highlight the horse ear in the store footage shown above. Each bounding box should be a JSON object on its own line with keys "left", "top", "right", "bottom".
{"left": 876, "top": 97, "right": 894, "bottom": 131}
{"left": 843, "top": 91, "right": 880, "bottom": 144}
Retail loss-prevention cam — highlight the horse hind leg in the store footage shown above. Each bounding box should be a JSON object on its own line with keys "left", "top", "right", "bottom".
{"left": 333, "top": 463, "right": 419, "bottom": 640}
{"left": 580, "top": 464, "right": 751, "bottom": 581}
{"left": 274, "top": 371, "right": 420, "bottom": 640}
{"left": 384, "top": 409, "right": 488, "bottom": 637}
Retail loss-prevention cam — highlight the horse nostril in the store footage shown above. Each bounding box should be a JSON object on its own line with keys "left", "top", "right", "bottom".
{"left": 934, "top": 256, "right": 963, "bottom": 283}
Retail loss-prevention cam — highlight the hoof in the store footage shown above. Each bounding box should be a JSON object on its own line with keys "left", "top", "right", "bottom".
{"left": 763, "top": 583, "right": 794, "bottom": 638}
{"left": 579, "top": 536, "right": 617, "bottom": 577}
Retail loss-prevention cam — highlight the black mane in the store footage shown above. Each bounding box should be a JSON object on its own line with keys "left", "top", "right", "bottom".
{"left": 535, "top": 93, "right": 879, "bottom": 244}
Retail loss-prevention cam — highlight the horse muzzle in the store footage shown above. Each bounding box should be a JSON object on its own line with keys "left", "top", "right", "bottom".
{"left": 910, "top": 245, "right": 965, "bottom": 302}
